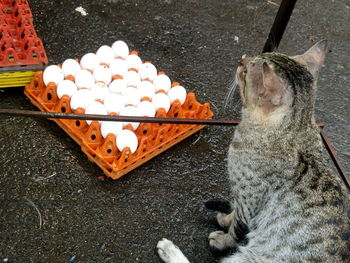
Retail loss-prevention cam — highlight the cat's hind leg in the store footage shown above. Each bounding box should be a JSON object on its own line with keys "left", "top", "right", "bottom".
{"left": 209, "top": 230, "right": 236, "bottom": 250}
{"left": 205, "top": 200, "right": 237, "bottom": 250}
{"left": 204, "top": 200, "right": 234, "bottom": 228}
{"left": 157, "top": 238, "right": 190, "bottom": 263}
{"left": 217, "top": 211, "right": 235, "bottom": 228}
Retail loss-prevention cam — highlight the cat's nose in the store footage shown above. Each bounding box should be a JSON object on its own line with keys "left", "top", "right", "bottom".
{"left": 239, "top": 55, "right": 250, "bottom": 66}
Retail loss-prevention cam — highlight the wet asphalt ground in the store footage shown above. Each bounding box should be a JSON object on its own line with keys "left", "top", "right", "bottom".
{"left": 1, "top": 0, "right": 349, "bottom": 262}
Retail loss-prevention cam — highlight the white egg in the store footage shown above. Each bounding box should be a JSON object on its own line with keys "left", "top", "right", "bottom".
{"left": 109, "top": 59, "right": 128, "bottom": 77}
{"left": 137, "top": 80, "right": 155, "bottom": 100}
{"left": 70, "top": 89, "right": 95, "bottom": 111}
{"left": 153, "top": 73, "right": 171, "bottom": 93}
{"left": 125, "top": 53, "right": 142, "bottom": 70}
{"left": 109, "top": 78, "right": 127, "bottom": 94}
{"left": 100, "top": 121, "right": 123, "bottom": 138}
{"left": 85, "top": 101, "right": 108, "bottom": 125}
{"left": 111, "top": 40, "right": 129, "bottom": 59}
{"left": 138, "top": 62, "right": 157, "bottom": 81}
{"left": 124, "top": 70, "right": 141, "bottom": 88}
{"left": 137, "top": 101, "right": 156, "bottom": 117}
{"left": 167, "top": 85, "right": 187, "bottom": 105}
{"left": 103, "top": 93, "right": 125, "bottom": 114}
{"left": 75, "top": 69, "right": 95, "bottom": 89}
{"left": 116, "top": 129, "right": 138, "bottom": 154}
{"left": 43, "top": 65, "right": 64, "bottom": 86}
{"left": 80, "top": 53, "right": 100, "bottom": 71}
{"left": 56, "top": 80, "right": 78, "bottom": 99}
{"left": 96, "top": 45, "right": 114, "bottom": 66}
{"left": 91, "top": 83, "right": 109, "bottom": 102}
{"left": 123, "top": 87, "right": 141, "bottom": 106}
{"left": 93, "top": 65, "right": 112, "bottom": 85}
{"left": 152, "top": 92, "right": 171, "bottom": 113}
{"left": 119, "top": 105, "right": 141, "bottom": 130}
{"left": 61, "top": 59, "right": 81, "bottom": 77}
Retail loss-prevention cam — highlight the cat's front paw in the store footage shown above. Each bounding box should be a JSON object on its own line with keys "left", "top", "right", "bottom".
{"left": 157, "top": 238, "right": 190, "bottom": 263}
{"left": 209, "top": 231, "right": 235, "bottom": 251}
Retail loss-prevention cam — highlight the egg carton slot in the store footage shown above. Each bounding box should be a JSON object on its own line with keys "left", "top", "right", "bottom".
{"left": 24, "top": 71, "right": 214, "bottom": 179}
{"left": 0, "top": 0, "right": 48, "bottom": 87}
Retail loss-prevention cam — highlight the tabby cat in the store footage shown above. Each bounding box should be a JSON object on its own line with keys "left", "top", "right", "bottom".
{"left": 157, "top": 40, "right": 350, "bottom": 263}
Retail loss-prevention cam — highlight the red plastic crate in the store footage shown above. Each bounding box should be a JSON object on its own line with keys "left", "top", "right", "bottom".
{"left": 0, "top": 0, "right": 47, "bottom": 68}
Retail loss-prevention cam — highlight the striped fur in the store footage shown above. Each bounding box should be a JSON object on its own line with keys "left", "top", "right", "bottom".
{"left": 157, "top": 40, "right": 349, "bottom": 263}
{"left": 224, "top": 41, "right": 350, "bottom": 262}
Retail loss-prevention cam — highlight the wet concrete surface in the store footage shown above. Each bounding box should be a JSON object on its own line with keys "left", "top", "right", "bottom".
{"left": 0, "top": 0, "right": 349, "bottom": 262}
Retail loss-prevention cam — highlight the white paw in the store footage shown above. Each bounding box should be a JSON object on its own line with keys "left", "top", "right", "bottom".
{"left": 217, "top": 212, "right": 234, "bottom": 228}
{"left": 157, "top": 238, "right": 190, "bottom": 263}
{"left": 209, "top": 231, "right": 234, "bottom": 250}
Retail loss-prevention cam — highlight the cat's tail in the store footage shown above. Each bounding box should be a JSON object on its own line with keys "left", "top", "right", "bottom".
{"left": 204, "top": 199, "right": 232, "bottom": 214}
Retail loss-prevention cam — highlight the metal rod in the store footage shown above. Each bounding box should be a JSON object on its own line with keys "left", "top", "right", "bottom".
{"left": 0, "top": 108, "right": 240, "bottom": 126}
{"left": 320, "top": 131, "right": 350, "bottom": 190}
{"left": 0, "top": 108, "right": 326, "bottom": 127}
{"left": 263, "top": 0, "right": 298, "bottom": 53}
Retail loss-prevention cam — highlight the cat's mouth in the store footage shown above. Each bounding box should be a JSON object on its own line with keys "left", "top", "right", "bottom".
{"left": 223, "top": 55, "right": 249, "bottom": 109}
{"left": 237, "top": 55, "right": 250, "bottom": 82}
{"left": 237, "top": 56, "right": 250, "bottom": 107}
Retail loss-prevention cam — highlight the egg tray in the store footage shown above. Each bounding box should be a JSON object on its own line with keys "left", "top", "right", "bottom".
{"left": 24, "top": 71, "right": 214, "bottom": 179}
{"left": 0, "top": 0, "right": 48, "bottom": 88}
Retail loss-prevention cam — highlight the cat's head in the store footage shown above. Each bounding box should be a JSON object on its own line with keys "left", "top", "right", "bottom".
{"left": 235, "top": 40, "right": 328, "bottom": 128}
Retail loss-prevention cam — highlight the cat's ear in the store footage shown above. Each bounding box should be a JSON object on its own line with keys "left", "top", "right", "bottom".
{"left": 261, "top": 62, "right": 284, "bottom": 107}
{"left": 292, "top": 40, "right": 328, "bottom": 78}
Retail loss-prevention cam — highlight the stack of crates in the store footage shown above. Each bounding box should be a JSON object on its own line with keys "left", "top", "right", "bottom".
{"left": 0, "top": 0, "right": 47, "bottom": 88}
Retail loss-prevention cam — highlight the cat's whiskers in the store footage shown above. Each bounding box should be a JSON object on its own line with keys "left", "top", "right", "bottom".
{"left": 224, "top": 79, "right": 240, "bottom": 111}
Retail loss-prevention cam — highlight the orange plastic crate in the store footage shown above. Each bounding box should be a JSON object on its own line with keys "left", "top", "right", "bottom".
{"left": 24, "top": 71, "right": 214, "bottom": 179}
